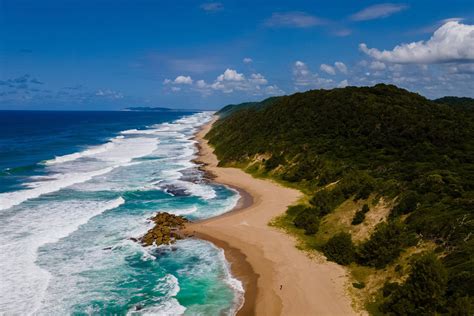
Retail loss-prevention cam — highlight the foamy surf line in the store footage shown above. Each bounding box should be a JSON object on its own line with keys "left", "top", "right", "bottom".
{"left": 44, "top": 141, "right": 116, "bottom": 165}
{"left": 1, "top": 111, "right": 245, "bottom": 315}
{"left": 126, "top": 274, "right": 186, "bottom": 316}
{"left": 0, "top": 112, "right": 214, "bottom": 212}
{"left": 216, "top": 244, "right": 245, "bottom": 315}
{"left": 0, "top": 197, "right": 125, "bottom": 314}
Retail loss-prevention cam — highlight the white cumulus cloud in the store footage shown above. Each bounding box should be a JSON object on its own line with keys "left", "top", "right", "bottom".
{"left": 249, "top": 73, "right": 268, "bottom": 85}
{"left": 217, "top": 69, "right": 245, "bottom": 82}
{"left": 243, "top": 57, "right": 253, "bottom": 64}
{"left": 164, "top": 75, "right": 194, "bottom": 85}
{"left": 293, "top": 61, "right": 334, "bottom": 88}
{"left": 320, "top": 64, "right": 336, "bottom": 75}
{"left": 338, "top": 80, "right": 349, "bottom": 88}
{"left": 163, "top": 68, "right": 283, "bottom": 96}
{"left": 360, "top": 21, "right": 474, "bottom": 64}
{"left": 320, "top": 62, "right": 348, "bottom": 75}
{"left": 335, "top": 61, "right": 348, "bottom": 74}
{"left": 369, "top": 61, "right": 387, "bottom": 70}
{"left": 174, "top": 75, "right": 193, "bottom": 84}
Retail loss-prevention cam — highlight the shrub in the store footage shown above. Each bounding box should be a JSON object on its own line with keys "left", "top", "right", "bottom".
{"left": 293, "top": 209, "right": 320, "bottom": 235}
{"left": 338, "top": 170, "right": 375, "bottom": 200}
{"left": 309, "top": 189, "right": 334, "bottom": 216}
{"left": 382, "top": 282, "right": 400, "bottom": 298}
{"left": 352, "top": 282, "right": 366, "bottom": 289}
{"left": 380, "top": 253, "right": 448, "bottom": 315}
{"left": 391, "top": 190, "right": 419, "bottom": 217}
{"left": 286, "top": 204, "right": 307, "bottom": 216}
{"left": 322, "top": 232, "right": 355, "bottom": 265}
{"left": 352, "top": 204, "right": 370, "bottom": 225}
{"left": 264, "top": 154, "right": 284, "bottom": 171}
{"left": 361, "top": 204, "right": 370, "bottom": 213}
{"left": 446, "top": 296, "right": 474, "bottom": 316}
{"left": 351, "top": 211, "right": 365, "bottom": 225}
{"left": 357, "top": 221, "right": 409, "bottom": 268}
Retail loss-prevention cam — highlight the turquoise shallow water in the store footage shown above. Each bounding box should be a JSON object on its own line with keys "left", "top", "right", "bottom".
{"left": 0, "top": 111, "right": 243, "bottom": 315}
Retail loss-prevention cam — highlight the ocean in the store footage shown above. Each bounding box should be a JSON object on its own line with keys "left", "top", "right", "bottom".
{"left": 0, "top": 110, "right": 243, "bottom": 315}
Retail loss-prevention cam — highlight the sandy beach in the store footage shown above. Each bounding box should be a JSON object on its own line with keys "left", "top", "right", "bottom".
{"left": 185, "top": 117, "right": 357, "bottom": 316}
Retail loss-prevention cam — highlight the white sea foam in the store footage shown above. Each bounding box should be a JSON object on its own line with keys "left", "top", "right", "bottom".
{"left": 154, "top": 274, "right": 181, "bottom": 297}
{"left": 171, "top": 239, "right": 245, "bottom": 315}
{"left": 172, "top": 206, "right": 198, "bottom": 216}
{"left": 218, "top": 247, "right": 245, "bottom": 315}
{"left": 120, "top": 128, "right": 162, "bottom": 135}
{"left": 0, "top": 111, "right": 243, "bottom": 315}
{"left": 44, "top": 141, "right": 116, "bottom": 165}
{"left": 0, "top": 136, "right": 158, "bottom": 211}
{"left": 0, "top": 197, "right": 125, "bottom": 315}
{"left": 126, "top": 275, "right": 185, "bottom": 316}
{"left": 0, "top": 167, "right": 114, "bottom": 211}
{"left": 128, "top": 299, "right": 186, "bottom": 316}
{"left": 157, "top": 178, "right": 217, "bottom": 200}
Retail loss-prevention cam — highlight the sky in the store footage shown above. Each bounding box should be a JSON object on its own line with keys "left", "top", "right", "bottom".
{"left": 0, "top": 0, "right": 473, "bottom": 110}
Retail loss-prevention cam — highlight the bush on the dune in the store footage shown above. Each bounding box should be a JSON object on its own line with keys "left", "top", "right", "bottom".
{"left": 357, "top": 221, "right": 412, "bottom": 268}
{"left": 391, "top": 190, "right": 419, "bottom": 217}
{"left": 380, "top": 253, "right": 447, "bottom": 315}
{"left": 322, "top": 232, "right": 355, "bottom": 265}
{"left": 351, "top": 204, "right": 370, "bottom": 225}
{"left": 293, "top": 209, "right": 320, "bottom": 235}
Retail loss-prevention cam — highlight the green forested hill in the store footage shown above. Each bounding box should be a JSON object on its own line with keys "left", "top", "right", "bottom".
{"left": 207, "top": 84, "right": 474, "bottom": 314}
{"left": 434, "top": 96, "right": 474, "bottom": 112}
{"left": 217, "top": 96, "right": 281, "bottom": 118}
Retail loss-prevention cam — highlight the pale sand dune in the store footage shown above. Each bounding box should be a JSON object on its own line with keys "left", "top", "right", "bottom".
{"left": 186, "top": 118, "right": 357, "bottom": 316}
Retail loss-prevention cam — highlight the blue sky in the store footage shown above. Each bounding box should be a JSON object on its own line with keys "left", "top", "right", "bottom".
{"left": 1, "top": 0, "right": 473, "bottom": 110}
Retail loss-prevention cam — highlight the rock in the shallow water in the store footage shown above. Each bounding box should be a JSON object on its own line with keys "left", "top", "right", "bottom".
{"left": 139, "top": 212, "right": 188, "bottom": 246}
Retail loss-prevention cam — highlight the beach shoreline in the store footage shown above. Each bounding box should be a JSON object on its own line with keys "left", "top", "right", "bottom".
{"left": 185, "top": 117, "right": 357, "bottom": 316}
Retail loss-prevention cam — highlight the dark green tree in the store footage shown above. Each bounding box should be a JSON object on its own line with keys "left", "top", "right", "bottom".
{"left": 357, "top": 221, "right": 410, "bottom": 268}
{"left": 352, "top": 204, "right": 370, "bottom": 225}
{"left": 322, "top": 232, "right": 355, "bottom": 265}
{"left": 381, "top": 253, "right": 448, "bottom": 315}
{"left": 293, "top": 209, "right": 320, "bottom": 235}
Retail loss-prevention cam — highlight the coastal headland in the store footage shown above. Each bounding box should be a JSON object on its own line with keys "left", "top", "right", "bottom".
{"left": 183, "top": 117, "right": 357, "bottom": 316}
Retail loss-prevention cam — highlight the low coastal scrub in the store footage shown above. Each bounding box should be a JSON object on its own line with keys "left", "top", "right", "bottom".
{"left": 351, "top": 204, "right": 369, "bottom": 225}
{"left": 208, "top": 85, "right": 474, "bottom": 313}
{"left": 293, "top": 207, "right": 320, "bottom": 235}
{"left": 322, "top": 232, "right": 355, "bottom": 265}
{"left": 357, "top": 221, "right": 416, "bottom": 269}
{"left": 379, "top": 253, "right": 450, "bottom": 315}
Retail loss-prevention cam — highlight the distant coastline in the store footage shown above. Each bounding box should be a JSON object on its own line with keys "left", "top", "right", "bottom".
{"left": 122, "top": 106, "right": 211, "bottom": 112}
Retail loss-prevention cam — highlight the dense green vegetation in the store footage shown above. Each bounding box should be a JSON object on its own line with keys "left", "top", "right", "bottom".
{"left": 357, "top": 221, "right": 415, "bottom": 269}
{"left": 434, "top": 96, "right": 474, "bottom": 112}
{"left": 380, "top": 253, "right": 448, "bottom": 315}
{"left": 209, "top": 84, "right": 474, "bottom": 314}
{"left": 322, "top": 232, "right": 355, "bottom": 265}
{"left": 217, "top": 96, "right": 280, "bottom": 118}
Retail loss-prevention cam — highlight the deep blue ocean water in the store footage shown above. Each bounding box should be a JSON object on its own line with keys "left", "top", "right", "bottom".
{"left": 0, "top": 110, "right": 242, "bottom": 315}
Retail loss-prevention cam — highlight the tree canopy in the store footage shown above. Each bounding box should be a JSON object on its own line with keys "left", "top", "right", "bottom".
{"left": 208, "top": 84, "right": 474, "bottom": 313}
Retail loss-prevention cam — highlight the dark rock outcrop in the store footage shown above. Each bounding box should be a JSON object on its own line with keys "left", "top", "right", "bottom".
{"left": 140, "top": 212, "right": 188, "bottom": 246}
